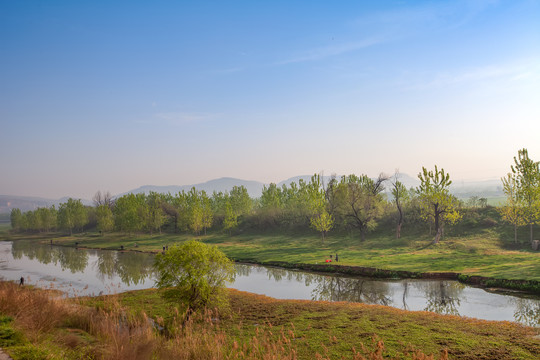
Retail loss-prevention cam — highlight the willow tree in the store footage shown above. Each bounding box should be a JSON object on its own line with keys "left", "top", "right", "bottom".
{"left": 417, "top": 166, "right": 461, "bottom": 243}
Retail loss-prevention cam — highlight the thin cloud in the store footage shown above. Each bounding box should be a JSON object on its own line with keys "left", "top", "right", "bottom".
{"left": 275, "top": 38, "right": 383, "bottom": 65}
{"left": 155, "top": 112, "right": 217, "bottom": 124}
{"left": 135, "top": 112, "right": 219, "bottom": 126}
{"left": 405, "top": 60, "right": 540, "bottom": 90}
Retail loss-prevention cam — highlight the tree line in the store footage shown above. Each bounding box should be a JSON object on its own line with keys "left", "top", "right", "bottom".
{"left": 9, "top": 149, "right": 540, "bottom": 244}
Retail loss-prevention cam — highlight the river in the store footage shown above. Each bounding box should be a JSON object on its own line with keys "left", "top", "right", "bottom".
{"left": 0, "top": 240, "right": 538, "bottom": 327}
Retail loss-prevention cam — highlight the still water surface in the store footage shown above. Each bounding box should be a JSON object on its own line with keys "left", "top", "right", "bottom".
{"left": 0, "top": 240, "right": 538, "bottom": 327}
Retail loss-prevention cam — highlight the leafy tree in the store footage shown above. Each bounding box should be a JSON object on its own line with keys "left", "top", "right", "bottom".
{"left": 335, "top": 174, "right": 387, "bottom": 241}
{"left": 499, "top": 173, "right": 525, "bottom": 243}
{"left": 96, "top": 204, "right": 114, "bottom": 234}
{"left": 416, "top": 166, "right": 461, "bottom": 243}
{"left": 35, "top": 206, "right": 57, "bottom": 232}
{"left": 258, "top": 183, "right": 283, "bottom": 227}
{"left": 391, "top": 173, "right": 409, "bottom": 239}
{"left": 511, "top": 148, "right": 540, "bottom": 243}
{"left": 200, "top": 191, "right": 213, "bottom": 235}
{"left": 57, "top": 198, "right": 88, "bottom": 235}
{"left": 310, "top": 210, "right": 334, "bottom": 241}
{"left": 154, "top": 240, "right": 235, "bottom": 315}
{"left": 113, "top": 194, "right": 143, "bottom": 234}
{"left": 222, "top": 201, "right": 238, "bottom": 234}
{"left": 306, "top": 174, "right": 334, "bottom": 240}
{"left": 10, "top": 208, "right": 23, "bottom": 231}
{"left": 228, "top": 185, "right": 252, "bottom": 218}
{"left": 145, "top": 192, "right": 166, "bottom": 234}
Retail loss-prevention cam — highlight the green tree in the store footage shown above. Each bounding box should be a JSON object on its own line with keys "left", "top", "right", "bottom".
{"left": 113, "top": 194, "right": 143, "bottom": 234}
{"left": 229, "top": 185, "right": 252, "bottom": 217}
{"left": 335, "top": 174, "right": 387, "bottom": 241}
{"left": 416, "top": 166, "right": 461, "bottom": 243}
{"left": 222, "top": 201, "right": 238, "bottom": 234}
{"left": 499, "top": 173, "right": 525, "bottom": 243}
{"left": 511, "top": 148, "right": 540, "bottom": 243}
{"left": 306, "top": 174, "right": 334, "bottom": 240}
{"left": 35, "top": 206, "right": 57, "bottom": 232}
{"left": 145, "top": 192, "right": 166, "bottom": 234}
{"left": 391, "top": 174, "right": 409, "bottom": 239}
{"left": 10, "top": 208, "right": 23, "bottom": 231}
{"left": 57, "top": 198, "right": 88, "bottom": 235}
{"left": 154, "top": 240, "right": 235, "bottom": 314}
{"left": 96, "top": 204, "right": 114, "bottom": 234}
{"left": 200, "top": 191, "right": 213, "bottom": 235}
{"left": 310, "top": 210, "right": 334, "bottom": 241}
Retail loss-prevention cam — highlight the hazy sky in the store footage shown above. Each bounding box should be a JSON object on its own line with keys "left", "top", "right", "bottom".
{"left": 2, "top": 0, "right": 539, "bottom": 199}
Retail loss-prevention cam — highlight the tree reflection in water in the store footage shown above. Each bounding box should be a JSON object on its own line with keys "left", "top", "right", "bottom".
{"left": 12, "top": 240, "right": 89, "bottom": 273}
{"left": 512, "top": 298, "right": 539, "bottom": 327}
{"left": 311, "top": 276, "right": 392, "bottom": 305}
{"left": 419, "top": 281, "right": 464, "bottom": 315}
{"left": 12, "top": 241, "right": 154, "bottom": 284}
{"left": 92, "top": 250, "right": 156, "bottom": 285}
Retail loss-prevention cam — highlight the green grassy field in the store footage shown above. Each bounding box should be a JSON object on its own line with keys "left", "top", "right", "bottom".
{"left": 2, "top": 220, "right": 539, "bottom": 281}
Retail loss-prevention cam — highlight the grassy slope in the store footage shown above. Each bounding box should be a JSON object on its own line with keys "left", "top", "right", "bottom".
{"left": 91, "top": 288, "right": 539, "bottom": 360}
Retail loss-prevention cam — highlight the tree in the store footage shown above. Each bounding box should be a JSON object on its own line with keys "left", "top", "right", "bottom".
{"left": 96, "top": 204, "right": 114, "bottom": 235}
{"left": 10, "top": 208, "right": 23, "bottom": 231}
{"left": 335, "top": 174, "right": 388, "bottom": 241}
{"left": 145, "top": 192, "right": 166, "bottom": 234}
{"left": 391, "top": 172, "right": 409, "bottom": 239}
{"left": 222, "top": 201, "right": 238, "bottom": 234}
{"left": 310, "top": 210, "right": 334, "bottom": 241}
{"left": 511, "top": 148, "right": 540, "bottom": 243}
{"left": 57, "top": 198, "right": 88, "bottom": 235}
{"left": 499, "top": 173, "right": 525, "bottom": 243}
{"left": 113, "top": 194, "right": 144, "bottom": 234}
{"left": 306, "top": 174, "right": 334, "bottom": 240}
{"left": 93, "top": 190, "right": 113, "bottom": 207}
{"left": 416, "top": 166, "right": 461, "bottom": 243}
{"left": 154, "top": 240, "right": 235, "bottom": 315}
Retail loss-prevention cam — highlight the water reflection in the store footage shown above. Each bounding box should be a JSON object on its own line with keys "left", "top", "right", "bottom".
{"left": 512, "top": 298, "right": 540, "bottom": 327}
{"left": 95, "top": 251, "right": 155, "bottom": 285}
{"left": 12, "top": 240, "right": 89, "bottom": 273}
{"left": 3, "top": 242, "right": 539, "bottom": 326}
{"left": 419, "top": 281, "right": 464, "bottom": 316}
{"left": 312, "top": 277, "right": 392, "bottom": 305}
{"left": 11, "top": 240, "right": 155, "bottom": 285}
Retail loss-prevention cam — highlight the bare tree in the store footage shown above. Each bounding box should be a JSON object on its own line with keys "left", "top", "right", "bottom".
{"left": 93, "top": 190, "right": 113, "bottom": 207}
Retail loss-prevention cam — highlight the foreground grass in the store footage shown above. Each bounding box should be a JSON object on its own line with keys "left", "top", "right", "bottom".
{"left": 3, "top": 223, "right": 539, "bottom": 282}
{"left": 1, "top": 281, "right": 538, "bottom": 359}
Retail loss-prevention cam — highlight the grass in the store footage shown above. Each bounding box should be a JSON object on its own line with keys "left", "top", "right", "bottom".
{"left": 1, "top": 280, "right": 538, "bottom": 359}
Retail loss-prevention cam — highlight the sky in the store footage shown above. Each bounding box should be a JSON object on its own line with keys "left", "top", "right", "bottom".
{"left": 1, "top": 0, "right": 540, "bottom": 199}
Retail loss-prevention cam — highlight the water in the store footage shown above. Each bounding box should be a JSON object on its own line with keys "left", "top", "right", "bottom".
{"left": 0, "top": 240, "right": 538, "bottom": 326}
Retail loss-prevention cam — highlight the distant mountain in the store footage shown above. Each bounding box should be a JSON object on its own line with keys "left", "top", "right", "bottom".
{"left": 0, "top": 195, "right": 92, "bottom": 214}
{"left": 123, "top": 177, "right": 266, "bottom": 198}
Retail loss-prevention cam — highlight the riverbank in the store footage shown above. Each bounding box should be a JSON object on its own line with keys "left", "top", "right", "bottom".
{"left": 2, "top": 224, "right": 538, "bottom": 290}
{"left": 0, "top": 281, "right": 538, "bottom": 359}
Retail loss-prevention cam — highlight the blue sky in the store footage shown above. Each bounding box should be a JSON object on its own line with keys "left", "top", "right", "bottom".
{"left": 1, "top": 0, "right": 539, "bottom": 199}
